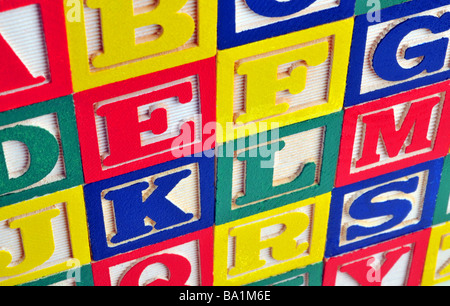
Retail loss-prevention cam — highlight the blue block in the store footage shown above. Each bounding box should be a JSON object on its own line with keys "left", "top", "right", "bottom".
{"left": 217, "top": 0, "right": 355, "bottom": 50}
{"left": 84, "top": 151, "right": 215, "bottom": 261}
{"left": 326, "top": 158, "right": 443, "bottom": 258}
{"left": 345, "top": 0, "right": 450, "bottom": 107}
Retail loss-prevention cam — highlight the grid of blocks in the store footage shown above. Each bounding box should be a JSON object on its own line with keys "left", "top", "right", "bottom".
{"left": 3, "top": 0, "right": 450, "bottom": 287}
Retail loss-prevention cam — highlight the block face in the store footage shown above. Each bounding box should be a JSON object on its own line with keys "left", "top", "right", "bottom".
{"left": 433, "top": 156, "right": 450, "bottom": 225}
{"left": 19, "top": 264, "right": 94, "bottom": 286}
{"left": 64, "top": 0, "right": 217, "bottom": 92}
{"left": 246, "top": 262, "right": 323, "bottom": 286}
{"left": 323, "top": 229, "right": 430, "bottom": 286}
{"left": 74, "top": 58, "right": 216, "bottom": 184}
{"left": 327, "top": 159, "right": 442, "bottom": 257}
{"left": 0, "top": 0, "right": 72, "bottom": 112}
{"left": 216, "top": 18, "right": 353, "bottom": 143}
{"left": 91, "top": 228, "right": 213, "bottom": 286}
{"left": 214, "top": 193, "right": 330, "bottom": 286}
{"left": 217, "top": 0, "right": 355, "bottom": 49}
{"left": 423, "top": 222, "right": 450, "bottom": 286}
{"left": 346, "top": 0, "right": 450, "bottom": 106}
{"left": 0, "top": 187, "right": 91, "bottom": 286}
{"left": 337, "top": 82, "right": 450, "bottom": 187}
{"left": 0, "top": 96, "right": 84, "bottom": 207}
{"left": 216, "top": 111, "right": 342, "bottom": 225}
{"left": 84, "top": 153, "right": 215, "bottom": 261}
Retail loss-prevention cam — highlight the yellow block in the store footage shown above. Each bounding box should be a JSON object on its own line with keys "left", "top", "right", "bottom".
{"left": 64, "top": 0, "right": 217, "bottom": 92}
{"left": 213, "top": 193, "right": 331, "bottom": 286}
{"left": 216, "top": 18, "right": 354, "bottom": 144}
{"left": 0, "top": 186, "right": 91, "bottom": 286}
{"left": 423, "top": 222, "right": 450, "bottom": 286}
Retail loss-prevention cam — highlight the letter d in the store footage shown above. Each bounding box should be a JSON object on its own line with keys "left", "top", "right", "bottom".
{"left": 0, "top": 125, "right": 59, "bottom": 195}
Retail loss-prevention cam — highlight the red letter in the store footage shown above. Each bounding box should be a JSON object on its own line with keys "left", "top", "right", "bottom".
{"left": 119, "top": 254, "right": 192, "bottom": 286}
{"left": 0, "top": 34, "right": 45, "bottom": 93}
{"left": 356, "top": 97, "right": 439, "bottom": 168}
{"left": 96, "top": 82, "right": 194, "bottom": 166}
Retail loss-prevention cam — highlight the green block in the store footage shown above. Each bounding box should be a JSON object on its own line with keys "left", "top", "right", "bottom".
{"left": 215, "top": 111, "right": 343, "bottom": 225}
{"left": 0, "top": 95, "right": 84, "bottom": 207}
{"left": 355, "top": 0, "right": 411, "bottom": 15}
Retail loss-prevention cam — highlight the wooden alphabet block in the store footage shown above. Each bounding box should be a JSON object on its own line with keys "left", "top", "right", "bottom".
{"left": 327, "top": 159, "right": 442, "bottom": 258}
{"left": 74, "top": 58, "right": 216, "bottom": 184}
{"left": 354, "top": 0, "right": 411, "bottom": 15}
{"left": 213, "top": 193, "right": 330, "bottom": 286}
{"left": 346, "top": 0, "right": 450, "bottom": 106}
{"left": 216, "top": 111, "right": 342, "bottom": 225}
{"left": 0, "top": 187, "right": 91, "bottom": 286}
{"left": 91, "top": 228, "right": 213, "bottom": 286}
{"left": 433, "top": 155, "right": 450, "bottom": 225}
{"left": 217, "top": 0, "right": 354, "bottom": 49}
{"left": 216, "top": 18, "right": 353, "bottom": 144}
{"left": 323, "top": 229, "right": 430, "bottom": 286}
{"left": 422, "top": 222, "right": 450, "bottom": 286}
{"left": 84, "top": 152, "right": 215, "bottom": 261}
{"left": 64, "top": 0, "right": 217, "bottom": 92}
{"left": 0, "top": 0, "right": 72, "bottom": 112}
{"left": 336, "top": 82, "right": 450, "bottom": 187}
{"left": 0, "top": 96, "right": 84, "bottom": 208}
{"left": 19, "top": 264, "right": 94, "bottom": 286}
{"left": 246, "top": 262, "right": 323, "bottom": 287}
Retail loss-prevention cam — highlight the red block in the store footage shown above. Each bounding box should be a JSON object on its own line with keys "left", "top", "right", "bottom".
{"left": 323, "top": 229, "right": 431, "bottom": 286}
{"left": 0, "top": 0, "right": 72, "bottom": 112}
{"left": 74, "top": 57, "right": 216, "bottom": 183}
{"left": 91, "top": 228, "right": 214, "bottom": 286}
{"left": 336, "top": 81, "right": 450, "bottom": 187}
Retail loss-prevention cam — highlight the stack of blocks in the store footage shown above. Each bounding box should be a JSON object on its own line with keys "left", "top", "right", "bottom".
{"left": 2, "top": 0, "right": 450, "bottom": 287}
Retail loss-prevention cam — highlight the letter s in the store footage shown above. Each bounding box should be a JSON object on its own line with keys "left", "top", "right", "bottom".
{"left": 346, "top": 176, "right": 418, "bottom": 241}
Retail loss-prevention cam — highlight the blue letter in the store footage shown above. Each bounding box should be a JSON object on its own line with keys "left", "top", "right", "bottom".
{"left": 105, "top": 170, "right": 194, "bottom": 244}
{"left": 244, "top": 0, "right": 316, "bottom": 18}
{"left": 346, "top": 176, "right": 418, "bottom": 241}
{"left": 373, "top": 14, "right": 450, "bottom": 81}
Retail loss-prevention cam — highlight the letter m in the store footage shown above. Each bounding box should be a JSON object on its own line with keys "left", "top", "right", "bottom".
{"left": 356, "top": 97, "right": 439, "bottom": 168}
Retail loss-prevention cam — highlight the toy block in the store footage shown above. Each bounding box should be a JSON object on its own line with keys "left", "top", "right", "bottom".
{"left": 0, "top": 0, "right": 72, "bottom": 112}
{"left": 217, "top": 0, "right": 354, "bottom": 49}
{"left": 84, "top": 152, "right": 215, "bottom": 261}
{"left": 0, "top": 96, "right": 84, "bottom": 208}
{"left": 64, "top": 0, "right": 217, "bottom": 92}
{"left": 323, "top": 229, "right": 430, "bottom": 286}
{"left": 0, "top": 186, "right": 91, "bottom": 286}
{"left": 246, "top": 262, "right": 323, "bottom": 287}
{"left": 74, "top": 58, "right": 216, "bottom": 184}
{"left": 327, "top": 159, "right": 442, "bottom": 258}
{"left": 422, "top": 222, "right": 450, "bottom": 286}
{"left": 433, "top": 155, "right": 450, "bottom": 225}
{"left": 91, "top": 228, "right": 213, "bottom": 286}
{"left": 19, "top": 264, "right": 94, "bottom": 286}
{"left": 336, "top": 81, "right": 450, "bottom": 187}
{"left": 354, "top": 0, "right": 411, "bottom": 15}
{"left": 346, "top": 0, "right": 450, "bottom": 107}
{"left": 216, "top": 18, "right": 353, "bottom": 144}
{"left": 216, "top": 111, "right": 342, "bottom": 225}
{"left": 214, "top": 193, "right": 331, "bottom": 286}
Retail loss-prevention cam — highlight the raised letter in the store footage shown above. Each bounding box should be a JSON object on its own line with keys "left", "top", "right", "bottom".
{"left": 87, "top": 0, "right": 195, "bottom": 67}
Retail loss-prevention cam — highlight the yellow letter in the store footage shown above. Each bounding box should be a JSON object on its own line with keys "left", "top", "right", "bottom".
{"left": 87, "top": 0, "right": 195, "bottom": 68}
{"left": 229, "top": 212, "right": 310, "bottom": 276}
{"left": 235, "top": 41, "right": 329, "bottom": 124}
{"left": 0, "top": 209, "right": 59, "bottom": 277}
